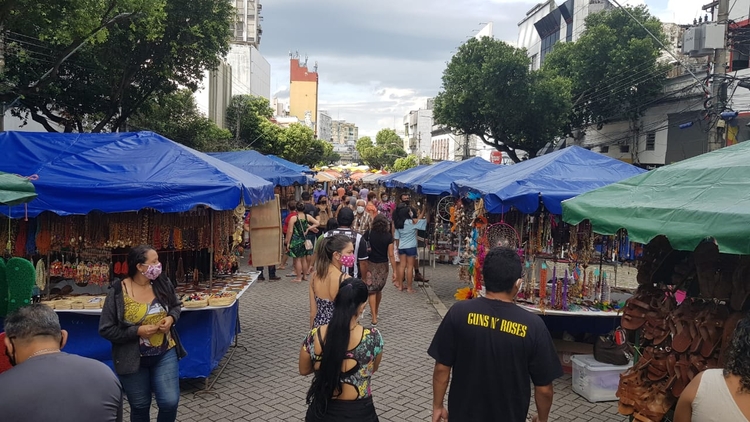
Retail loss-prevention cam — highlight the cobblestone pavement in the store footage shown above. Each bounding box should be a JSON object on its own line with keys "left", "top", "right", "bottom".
{"left": 126, "top": 261, "right": 627, "bottom": 421}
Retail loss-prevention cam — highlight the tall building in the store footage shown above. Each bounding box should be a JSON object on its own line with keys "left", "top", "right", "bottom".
{"left": 226, "top": 44, "right": 271, "bottom": 99}
{"left": 517, "top": 0, "right": 612, "bottom": 69}
{"left": 230, "top": 0, "right": 262, "bottom": 47}
{"left": 289, "top": 53, "right": 319, "bottom": 134}
{"left": 404, "top": 99, "right": 434, "bottom": 159}
{"left": 195, "top": 61, "right": 233, "bottom": 129}
{"left": 318, "top": 110, "right": 333, "bottom": 142}
{"left": 331, "top": 120, "right": 358, "bottom": 144}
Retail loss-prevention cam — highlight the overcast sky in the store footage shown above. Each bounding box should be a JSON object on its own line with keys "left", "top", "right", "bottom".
{"left": 260, "top": 0, "right": 709, "bottom": 138}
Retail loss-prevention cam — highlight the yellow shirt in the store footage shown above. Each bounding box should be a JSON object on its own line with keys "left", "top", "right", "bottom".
{"left": 123, "top": 294, "right": 175, "bottom": 356}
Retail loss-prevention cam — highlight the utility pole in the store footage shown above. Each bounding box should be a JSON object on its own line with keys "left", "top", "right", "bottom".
{"left": 462, "top": 134, "right": 470, "bottom": 160}
{"left": 709, "top": 0, "right": 730, "bottom": 152}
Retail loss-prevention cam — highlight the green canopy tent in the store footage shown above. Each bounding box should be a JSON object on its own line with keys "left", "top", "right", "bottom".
{"left": 0, "top": 172, "right": 37, "bottom": 206}
{"left": 561, "top": 141, "right": 750, "bottom": 255}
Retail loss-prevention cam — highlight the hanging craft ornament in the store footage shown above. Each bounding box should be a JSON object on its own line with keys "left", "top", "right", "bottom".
{"left": 35, "top": 259, "right": 47, "bottom": 290}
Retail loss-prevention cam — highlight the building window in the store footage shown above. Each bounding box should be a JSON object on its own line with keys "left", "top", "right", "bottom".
{"left": 600, "top": 146, "right": 609, "bottom": 153}
{"left": 620, "top": 145, "right": 630, "bottom": 153}
{"left": 645, "top": 132, "right": 656, "bottom": 151}
{"left": 530, "top": 54, "right": 539, "bottom": 71}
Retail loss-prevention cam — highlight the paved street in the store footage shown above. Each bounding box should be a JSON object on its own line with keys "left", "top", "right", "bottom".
{"left": 126, "top": 262, "right": 627, "bottom": 421}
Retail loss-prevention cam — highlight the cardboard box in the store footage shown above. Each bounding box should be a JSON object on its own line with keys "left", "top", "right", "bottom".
{"left": 553, "top": 339, "right": 594, "bottom": 374}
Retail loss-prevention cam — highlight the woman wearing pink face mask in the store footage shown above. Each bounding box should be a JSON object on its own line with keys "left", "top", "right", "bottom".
{"left": 309, "top": 235, "right": 355, "bottom": 329}
{"left": 99, "top": 245, "right": 185, "bottom": 422}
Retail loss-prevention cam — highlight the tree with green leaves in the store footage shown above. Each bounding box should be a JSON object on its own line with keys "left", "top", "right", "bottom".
{"left": 128, "top": 89, "right": 232, "bottom": 151}
{"left": 358, "top": 129, "right": 407, "bottom": 169}
{"left": 392, "top": 155, "right": 419, "bottom": 172}
{"left": 355, "top": 136, "right": 373, "bottom": 157}
{"left": 5, "top": 0, "right": 231, "bottom": 132}
{"left": 226, "top": 95, "right": 278, "bottom": 152}
{"left": 433, "top": 37, "right": 571, "bottom": 162}
{"left": 543, "top": 5, "right": 668, "bottom": 136}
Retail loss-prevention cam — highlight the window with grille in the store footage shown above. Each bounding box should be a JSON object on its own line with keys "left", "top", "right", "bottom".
{"left": 600, "top": 146, "right": 609, "bottom": 153}
{"left": 645, "top": 132, "right": 655, "bottom": 151}
{"left": 620, "top": 145, "right": 630, "bottom": 153}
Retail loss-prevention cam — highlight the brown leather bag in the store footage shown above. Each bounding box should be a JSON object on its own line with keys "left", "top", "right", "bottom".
{"left": 594, "top": 328, "right": 633, "bottom": 366}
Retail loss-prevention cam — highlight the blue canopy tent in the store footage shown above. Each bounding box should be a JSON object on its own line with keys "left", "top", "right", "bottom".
{"left": 378, "top": 165, "right": 429, "bottom": 188}
{"left": 451, "top": 146, "right": 646, "bottom": 214}
{"left": 0, "top": 131, "right": 275, "bottom": 218}
{"left": 209, "top": 150, "right": 312, "bottom": 186}
{"left": 410, "top": 157, "right": 499, "bottom": 196}
{"left": 392, "top": 161, "right": 456, "bottom": 190}
{"left": 266, "top": 154, "right": 314, "bottom": 174}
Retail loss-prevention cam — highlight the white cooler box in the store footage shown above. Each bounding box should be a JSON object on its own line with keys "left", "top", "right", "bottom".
{"left": 571, "top": 354, "right": 632, "bottom": 403}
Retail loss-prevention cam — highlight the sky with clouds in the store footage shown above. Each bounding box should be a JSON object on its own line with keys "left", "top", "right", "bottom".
{"left": 260, "top": 0, "right": 712, "bottom": 138}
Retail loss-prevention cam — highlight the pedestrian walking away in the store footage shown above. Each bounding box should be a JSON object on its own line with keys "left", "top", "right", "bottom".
{"left": 428, "top": 246, "right": 563, "bottom": 422}
{"left": 299, "top": 278, "right": 384, "bottom": 422}
{"left": 99, "top": 245, "right": 186, "bottom": 422}
{"left": 0, "top": 304, "right": 123, "bottom": 422}
{"left": 364, "top": 214, "right": 394, "bottom": 326}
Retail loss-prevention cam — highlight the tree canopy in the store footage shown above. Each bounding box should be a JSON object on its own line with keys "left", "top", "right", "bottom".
{"left": 392, "top": 155, "right": 419, "bottom": 172}
{"left": 433, "top": 37, "right": 571, "bottom": 162}
{"left": 4, "top": 0, "right": 231, "bottom": 132}
{"left": 128, "top": 89, "right": 232, "bottom": 152}
{"left": 543, "top": 5, "right": 669, "bottom": 133}
{"left": 357, "top": 129, "right": 407, "bottom": 169}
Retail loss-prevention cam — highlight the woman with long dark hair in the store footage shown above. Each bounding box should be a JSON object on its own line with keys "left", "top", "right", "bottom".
{"left": 309, "top": 235, "right": 354, "bottom": 329}
{"left": 299, "top": 278, "right": 384, "bottom": 422}
{"left": 365, "top": 214, "right": 394, "bottom": 326}
{"left": 99, "top": 245, "right": 186, "bottom": 422}
{"left": 392, "top": 200, "right": 427, "bottom": 293}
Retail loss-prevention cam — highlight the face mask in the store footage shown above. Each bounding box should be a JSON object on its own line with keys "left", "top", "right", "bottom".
{"left": 356, "top": 206, "right": 365, "bottom": 214}
{"left": 142, "top": 262, "right": 162, "bottom": 280}
{"left": 340, "top": 254, "right": 356, "bottom": 268}
{"left": 382, "top": 197, "right": 388, "bottom": 202}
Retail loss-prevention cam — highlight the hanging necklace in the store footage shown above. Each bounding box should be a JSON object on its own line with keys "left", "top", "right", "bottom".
{"left": 29, "top": 348, "right": 60, "bottom": 358}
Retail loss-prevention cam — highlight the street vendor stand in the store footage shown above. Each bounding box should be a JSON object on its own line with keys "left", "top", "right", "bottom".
{"left": 562, "top": 140, "right": 750, "bottom": 421}
{"left": 209, "top": 150, "right": 314, "bottom": 187}
{"left": 0, "top": 131, "right": 274, "bottom": 389}
{"left": 449, "top": 147, "right": 646, "bottom": 333}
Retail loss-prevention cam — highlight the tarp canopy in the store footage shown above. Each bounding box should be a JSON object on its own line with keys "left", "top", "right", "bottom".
{"left": 0, "top": 172, "right": 37, "bottom": 206}
{"left": 393, "top": 161, "right": 457, "bottom": 191}
{"left": 414, "top": 157, "right": 499, "bottom": 196}
{"left": 208, "top": 150, "right": 311, "bottom": 186}
{"left": 0, "top": 131, "right": 274, "bottom": 217}
{"left": 379, "top": 165, "right": 428, "bottom": 188}
{"left": 562, "top": 141, "right": 750, "bottom": 255}
{"left": 452, "top": 146, "right": 646, "bottom": 214}
{"left": 266, "top": 154, "right": 314, "bottom": 174}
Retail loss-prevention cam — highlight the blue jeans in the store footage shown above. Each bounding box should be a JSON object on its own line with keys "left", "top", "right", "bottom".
{"left": 119, "top": 348, "right": 180, "bottom": 422}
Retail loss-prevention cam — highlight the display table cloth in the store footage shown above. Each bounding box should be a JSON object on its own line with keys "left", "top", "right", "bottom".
{"left": 51, "top": 274, "right": 255, "bottom": 379}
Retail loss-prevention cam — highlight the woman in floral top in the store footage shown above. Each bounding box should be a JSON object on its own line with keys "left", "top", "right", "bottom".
{"left": 299, "top": 278, "right": 384, "bottom": 422}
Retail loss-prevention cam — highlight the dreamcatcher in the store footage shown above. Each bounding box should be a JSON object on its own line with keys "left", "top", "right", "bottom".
{"left": 482, "top": 208, "right": 522, "bottom": 252}
{"left": 436, "top": 196, "right": 453, "bottom": 223}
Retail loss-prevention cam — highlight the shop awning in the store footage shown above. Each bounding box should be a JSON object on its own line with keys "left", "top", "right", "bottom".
{"left": 378, "top": 165, "right": 429, "bottom": 188}
{"left": 266, "top": 154, "right": 314, "bottom": 174}
{"left": 392, "top": 161, "right": 457, "bottom": 191}
{"left": 562, "top": 141, "right": 750, "bottom": 255}
{"left": 0, "top": 172, "right": 37, "bottom": 206}
{"left": 209, "top": 150, "right": 312, "bottom": 186}
{"left": 0, "top": 131, "right": 274, "bottom": 217}
{"left": 452, "top": 146, "right": 646, "bottom": 214}
{"left": 414, "top": 157, "right": 498, "bottom": 196}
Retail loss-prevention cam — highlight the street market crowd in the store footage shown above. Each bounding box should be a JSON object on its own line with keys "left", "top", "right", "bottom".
{"left": 3, "top": 181, "right": 750, "bottom": 422}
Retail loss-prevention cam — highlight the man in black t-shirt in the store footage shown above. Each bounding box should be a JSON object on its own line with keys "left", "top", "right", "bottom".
{"left": 428, "top": 247, "right": 562, "bottom": 422}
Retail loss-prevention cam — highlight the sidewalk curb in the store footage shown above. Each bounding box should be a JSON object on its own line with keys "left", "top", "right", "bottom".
{"left": 422, "top": 283, "right": 449, "bottom": 319}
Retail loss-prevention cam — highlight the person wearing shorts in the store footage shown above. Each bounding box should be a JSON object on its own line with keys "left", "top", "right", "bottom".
{"left": 393, "top": 202, "right": 427, "bottom": 293}
{"left": 365, "top": 214, "right": 393, "bottom": 327}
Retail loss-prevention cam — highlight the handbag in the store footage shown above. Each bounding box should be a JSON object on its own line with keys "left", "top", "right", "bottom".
{"left": 298, "top": 215, "right": 314, "bottom": 251}
{"left": 594, "top": 327, "right": 633, "bottom": 366}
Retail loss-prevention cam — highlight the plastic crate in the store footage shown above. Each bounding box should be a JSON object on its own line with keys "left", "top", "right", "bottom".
{"left": 571, "top": 354, "right": 632, "bottom": 403}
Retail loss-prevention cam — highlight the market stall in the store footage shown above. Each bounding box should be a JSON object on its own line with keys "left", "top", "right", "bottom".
{"left": 562, "top": 140, "right": 750, "bottom": 421}
{"left": 266, "top": 154, "right": 314, "bottom": 174}
{"left": 0, "top": 131, "right": 274, "bottom": 382}
{"left": 449, "top": 147, "right": 647, "bottom": 329}
{"left": 209, "top": 150, "right": 314, "bottom": 186}
{"left": 378, "top": 164, "right": 428, "bottom": 188}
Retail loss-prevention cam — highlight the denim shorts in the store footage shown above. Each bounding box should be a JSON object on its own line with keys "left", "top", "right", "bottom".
{"left": 398, "top": 247, "right": 417, "bottom": 257}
